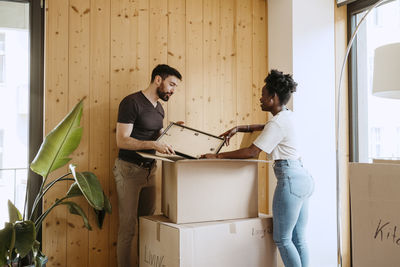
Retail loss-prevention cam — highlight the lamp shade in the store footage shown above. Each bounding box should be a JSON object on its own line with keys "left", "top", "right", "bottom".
{"left": 372, "top": 43, "right": 400, "bottom": 99}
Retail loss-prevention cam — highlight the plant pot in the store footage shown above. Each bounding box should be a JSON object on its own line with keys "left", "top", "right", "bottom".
{"left": 7, "top": 262, "right": 47, "bottom": 267}
{"left": 5, "top": 256, "right": 48, "bottom": 267}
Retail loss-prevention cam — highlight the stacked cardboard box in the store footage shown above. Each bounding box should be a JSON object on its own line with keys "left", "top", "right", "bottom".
{"left": 139, "top": 124, "right": 277, "bottom": 267}
{"left": 139, "top": 159, "right": 277, "bottom": 267}
{"left": 140, "top": 214, "right": 275, "bottom": 267}
{"left": 161, "top": 160, "right": 259, "bottom": 224}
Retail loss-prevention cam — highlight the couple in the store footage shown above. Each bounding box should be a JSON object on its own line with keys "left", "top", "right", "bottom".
{"left": 114, "top": 64, "right": 314, "bottom": 267}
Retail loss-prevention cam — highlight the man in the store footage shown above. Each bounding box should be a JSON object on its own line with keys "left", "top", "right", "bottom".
{"left": 113, "top": 64, "right": 182, "bottom": 267}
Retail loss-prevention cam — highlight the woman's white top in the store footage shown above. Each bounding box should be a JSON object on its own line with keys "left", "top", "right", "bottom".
{"left": 253, "top": 109, "right": 300, "bottom": 160}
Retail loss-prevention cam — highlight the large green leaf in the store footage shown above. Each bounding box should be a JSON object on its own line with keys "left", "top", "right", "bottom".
{"left": 103, "top": 192, "right": 112, "bottom": 214}
{"left": 14, "top": 221, "right": 36, "bottom": 258}
{"left": 60, "top": 201, "right": 92, "bottom": 230}
{"left": 8, "top": 200, "right": 22, "bottom": 223}
{"left": 66, "top": 182, "right": 83, "bottom": 198}
{"left": 30, "top": 99, "right": 84, "bottom": 178}
{"left": 94, "top": 192, "right": 112, "bottom": 229}
{"left": 70, "top": 165, "right": 104, "bottom": 210}
{"left": 0, "top": 223, "right": 15, "bottom": 266}
{"left": 93, "top": 209, "right": 106, "bottom": 229}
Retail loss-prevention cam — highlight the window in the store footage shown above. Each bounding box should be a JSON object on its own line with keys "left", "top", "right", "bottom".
{"left": 348, "top": 0, "right": 400, "bottom": 162}
{"left": 0, "top": 0, "right": 44, "bottom": 226}
{"left": 369, "top": 127, "right": 382, "bottom": 158}
{"left": 397, "top": 127, "right": 400, "bottom": 156}
{"left": 0, "top": 130, "right": 3, "bottom": 169}
{"left": 0, "top": 0, "right": 42, "bottom": 226}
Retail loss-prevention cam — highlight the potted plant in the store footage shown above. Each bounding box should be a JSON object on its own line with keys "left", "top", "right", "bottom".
{"left": 0, "top": 99, "right": 111, "bottom": 267}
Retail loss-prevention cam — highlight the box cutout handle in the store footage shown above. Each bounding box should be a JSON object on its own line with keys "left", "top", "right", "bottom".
{"left": 229, "top": 223, "right": 237, "bottom": 234}
{"left": 156, "top": 223, "right": 161, "bottom": 242}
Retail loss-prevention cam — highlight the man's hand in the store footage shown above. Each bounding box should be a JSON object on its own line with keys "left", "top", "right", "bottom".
{"left": 153, "top": 141, "right": 175, "bottom": 155}
{"left": 219, "top": 127, "right": 238, "bottom": 146}
{"left": 200, "top": 153, "right": 218, "bottom": 159}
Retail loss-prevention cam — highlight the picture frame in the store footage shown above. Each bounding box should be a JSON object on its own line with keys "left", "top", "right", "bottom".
{"left": 157, "top": 122, "right": 225, "bottom": 159}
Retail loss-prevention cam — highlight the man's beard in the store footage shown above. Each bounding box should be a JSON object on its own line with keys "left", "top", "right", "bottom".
{"left": 157, "top": 84, "right": 172, "bottom": 101}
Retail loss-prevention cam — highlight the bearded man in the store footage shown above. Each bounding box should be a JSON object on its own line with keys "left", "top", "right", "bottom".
{"left": 113, "top": 64, "right": 182, "bottom": 267}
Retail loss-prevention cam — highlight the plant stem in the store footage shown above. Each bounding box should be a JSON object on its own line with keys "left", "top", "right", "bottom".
{"left": 23, "top": 172, "right": 30, "bottom": 220}
{"left": 44, "top": 175, "right": 73, "bottom": 192}
{"left": 29, "top": 174, "right": 48, "bottom": 221}
{"left": 34, "top": 196, "right": 68, "bottom": 234}
{"left": 40, "top": 177, "right": 74, "bottom": 203}
{"left": 8, "top": 250, "right": 12, "bottom": 267}
{"left": 29, "top": 173, "right": 72, "bottom": 221}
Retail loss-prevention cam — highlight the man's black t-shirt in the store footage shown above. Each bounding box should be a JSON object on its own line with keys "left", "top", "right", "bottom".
{"left": 117, "top": 91, "right": 164, "bottom": 163}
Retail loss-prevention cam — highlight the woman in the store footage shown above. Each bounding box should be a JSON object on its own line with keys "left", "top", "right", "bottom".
{"left": 202, "top": 69, "right": 314, "bottom": 267}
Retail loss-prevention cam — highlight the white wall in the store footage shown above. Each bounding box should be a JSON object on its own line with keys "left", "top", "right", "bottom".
{"left": 268, "top": 1, "right": 337, "bottom": 266}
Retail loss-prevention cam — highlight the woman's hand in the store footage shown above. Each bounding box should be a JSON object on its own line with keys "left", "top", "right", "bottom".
{"left": 219, "top": 127, "right": 238, "bottom": 146}
{"left": 200, "top": 153, "right": 218, "bottom": 159}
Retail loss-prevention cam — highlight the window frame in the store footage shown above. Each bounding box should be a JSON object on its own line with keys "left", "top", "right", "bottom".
{"left": 27, "top": 0, "right": 44, "bottom": 223}
{"left": 347, "top": 0, "right": 396, "bottom": 162}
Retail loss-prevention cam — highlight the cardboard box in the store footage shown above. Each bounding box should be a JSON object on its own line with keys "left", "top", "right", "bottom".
{"left": 138, "top": 123, "right": 263, "bottom": 224}
{"left": 139, "top": 215, "right": 277, "bottom": 267}
{"left": 350, "top": 163, "right": 400, "bottom": 267}
{"left": 161, "top": 159, "right": 259, "bottom": 224}
{"left": 372, "top": 158, "right": 400, "bottom": 164}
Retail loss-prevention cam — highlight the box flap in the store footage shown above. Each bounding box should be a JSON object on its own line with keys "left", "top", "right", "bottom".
{"left": 192, "top": 158, "right": 269, "bottom": 163}
{"left": 138, "top": 151, "right": 270, "bottom": 163}
{"left": 137, "top": 151, "right": 184, "bottom": 162}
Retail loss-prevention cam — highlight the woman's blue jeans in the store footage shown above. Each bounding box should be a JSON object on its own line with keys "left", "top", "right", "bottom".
{"left": 273, "top": 159, "right": 314, "bottom": 267}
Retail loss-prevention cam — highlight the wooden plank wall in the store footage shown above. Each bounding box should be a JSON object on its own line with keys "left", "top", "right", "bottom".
{"left": 43, "top": 0, "right": 268, "bottom": 266}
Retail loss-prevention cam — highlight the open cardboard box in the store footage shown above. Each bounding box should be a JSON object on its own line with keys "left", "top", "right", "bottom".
{"left": 138, "top": 123, "right": 267, "bottom": 224}
{"left": 139, "top": 214, "right": 277, "bottom": 267}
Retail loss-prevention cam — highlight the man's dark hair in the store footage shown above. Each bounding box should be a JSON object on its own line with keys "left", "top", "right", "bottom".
{"left": 151, "top": 64, "right": 182, "bottom": 82}
{"left": 264, "top": 69, "right": 298, "bottom": 105}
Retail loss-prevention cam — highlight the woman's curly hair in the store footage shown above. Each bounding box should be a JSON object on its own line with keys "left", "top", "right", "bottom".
{"left": 265, "top": 69, "right": 298, "bottom": 105}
